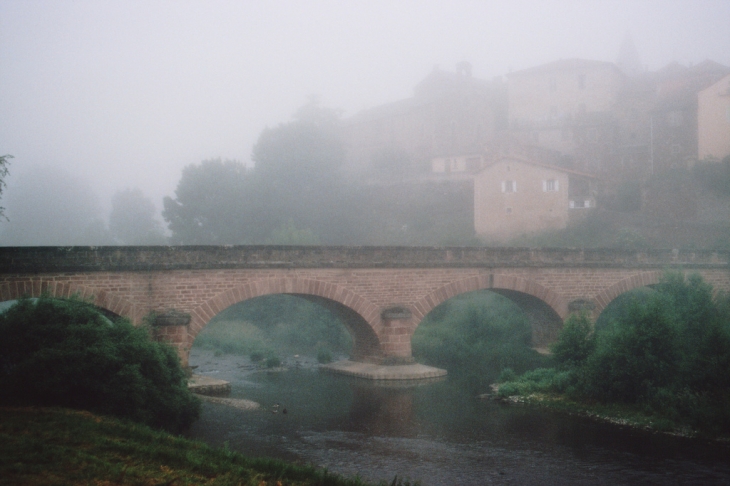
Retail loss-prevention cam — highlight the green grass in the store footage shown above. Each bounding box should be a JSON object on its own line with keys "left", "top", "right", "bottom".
{"left": 0, "top": 407, "right": 418, "bottom": 486}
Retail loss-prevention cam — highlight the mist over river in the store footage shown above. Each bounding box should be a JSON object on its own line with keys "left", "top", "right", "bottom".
{"left": 186, "top": 349, "right": 730, "bottom": 485}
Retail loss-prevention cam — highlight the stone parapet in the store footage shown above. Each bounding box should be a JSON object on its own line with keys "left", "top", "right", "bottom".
{"left": 0, "top": 245, "right": 727, "bottom": 274}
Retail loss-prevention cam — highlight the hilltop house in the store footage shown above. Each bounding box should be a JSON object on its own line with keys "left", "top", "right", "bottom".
{"left": 474, "top": 157, "right": 597, "bottom": 241}
{"left": 698, "top": 73, "right": 730, "bottom": 161}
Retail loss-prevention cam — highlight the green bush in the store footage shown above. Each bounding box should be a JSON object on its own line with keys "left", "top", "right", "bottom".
{"left": 412, "top": 291, "right": 552, "bottom": 388}
{"left": 501, "top": 271, "right": 730, "bottom": 434}
{"left": 551, "top": 312, "right": 594, "bottom": 368}
{"left": 192, "top": 295, "right": 352, "bottom": 359}
{"left": 0, "top": 297, "right": 200, "bottom": 432}
{"left": 317, "top": 348, "right": 333, "bottom": 364}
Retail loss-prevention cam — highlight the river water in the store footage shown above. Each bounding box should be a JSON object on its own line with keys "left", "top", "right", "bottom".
{"left": 186, "top": 349, "right": 730, "bottom": 485}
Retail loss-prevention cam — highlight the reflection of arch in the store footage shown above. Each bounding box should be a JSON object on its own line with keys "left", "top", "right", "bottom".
{"left": 594, "top": 271, "right": 663, "bottom": 317}
{"left": 188, "top": 277, "right": 383, "bottom": 362}
{"left": 0, "top": 280, "right": 138, "bottom": 322}
{"left": 412, "top": 274, "right": 569, "bottom": 348}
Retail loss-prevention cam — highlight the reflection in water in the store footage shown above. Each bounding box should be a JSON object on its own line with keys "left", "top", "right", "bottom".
{"left": 186, "top": 350, "right": 730, "bottom": 485}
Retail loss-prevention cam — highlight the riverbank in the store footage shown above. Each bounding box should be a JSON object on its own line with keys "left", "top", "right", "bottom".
{"left": 0, "top": 407, "right": 407, "bottom": 485}
{"left": 483, "top": 386, "right": 729, "bottom": 441}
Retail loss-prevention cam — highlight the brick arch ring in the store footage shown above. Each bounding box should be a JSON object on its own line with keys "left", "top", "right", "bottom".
{"left": 593, "top": 270, "right": 664, "bottom": 317}
{"left": 411, "top": 273, "right": 570, "bottom": 323}
{"left": 0, "top": 280, "right": 141, "bottom": 322}
{"left": 187, "top": 277, "right": 383, "bottom": 359}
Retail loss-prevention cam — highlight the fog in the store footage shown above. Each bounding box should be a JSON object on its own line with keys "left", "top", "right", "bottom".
{"left": 1, "top": 0, "right": 729, "bottom": 243}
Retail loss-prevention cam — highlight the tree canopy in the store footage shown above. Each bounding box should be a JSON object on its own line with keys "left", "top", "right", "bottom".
{"left": 0, "top": 154, "right": 11, "bottom": 221}
{"left": 109, "top": 188, "right": 166, "bottom": 245}
{"left": 0, "top": 297, "right": 200, "bottom": 432}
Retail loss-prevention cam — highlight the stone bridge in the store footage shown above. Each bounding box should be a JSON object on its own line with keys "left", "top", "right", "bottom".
{"left": 0, "top": 246, "right": 728, "bottom": 367}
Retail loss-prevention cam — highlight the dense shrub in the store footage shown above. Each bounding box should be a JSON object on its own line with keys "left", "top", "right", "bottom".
{"left": 193, "top": 294, "right": 352, "bottom": 358}
{"left": 0, "top": 297, "right": 200, "bottom": 432}
{"left": 412, "top": 291, "right": 552, "bottom": 388}
{"left": 499, "top": 271, "right": 730, "bottom": 434}
{"left": 550, "top": 312, "right": 594, "bottom": 368}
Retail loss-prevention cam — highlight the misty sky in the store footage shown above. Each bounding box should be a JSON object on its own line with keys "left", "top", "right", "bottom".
{"left": 1, "top": 0, "right": 729, "bottom": 219}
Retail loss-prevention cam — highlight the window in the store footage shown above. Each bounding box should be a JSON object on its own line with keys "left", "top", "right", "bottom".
{"left": 543, "top": 179, "right": 559, "bottom": 192}
{"left": 569, "top": 199, "right": 591, "bottom": 209}
{"left": 501, "top": 180, "right": 516, "bottom": 193}
{"left": 505, "top": 207, "right": 512, "bottom": 214}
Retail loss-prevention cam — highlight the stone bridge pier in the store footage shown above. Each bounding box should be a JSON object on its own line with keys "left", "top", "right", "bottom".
{"left": 0, "top": 246, "right": 728, "bottom": 378}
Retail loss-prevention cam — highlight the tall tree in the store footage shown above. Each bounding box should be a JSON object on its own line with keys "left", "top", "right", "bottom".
{"left": 251, "top": 99, "right": 361, "bottom": 243}
{"left": 109, "top": 188, "right": 166, "bottom": 245}
{"left": 0, "top": 165, "right": 111, "bottom": 246}
{"left": 163, "top": 159, "right": 257, "bottom": 244}
{"left": 0, "top": 154, "right": 11, "bottom": 221}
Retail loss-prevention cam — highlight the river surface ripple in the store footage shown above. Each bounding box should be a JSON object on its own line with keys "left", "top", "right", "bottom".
{"left": 186, "top": 350, "right": 730, "bottom": 485}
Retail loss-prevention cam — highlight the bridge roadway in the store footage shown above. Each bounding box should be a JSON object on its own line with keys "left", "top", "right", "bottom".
{"left": 0, "top": 246, "right": 728, "bottom": 369}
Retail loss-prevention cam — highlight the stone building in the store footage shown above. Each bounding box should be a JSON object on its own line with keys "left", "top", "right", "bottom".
{"left": 647, "top": 60, "right": 730, "bottom": 172}
{"left": 698, "top": 73, "right": 730, "bottom": 161}
{"left": 341, "top": 63, "right": 506, "bottom": 179}
{"left": 505, "top": 59, "right": 627, "bottom": 175}
{"left": 474, "top": 157, "right": 597, "bottom": 241}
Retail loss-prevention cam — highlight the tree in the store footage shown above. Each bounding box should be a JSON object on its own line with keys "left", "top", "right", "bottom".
{"left": 0, "top": 165, "right": 112, "bottom": 245}
{"left": 109, "top": 188, "right": 166, "bottom": 245}
{"left": 0, "top": 154, "right": 11, "bottom": 221}
{"left": 163, "top": 159, "right": 257, "bottom": 244}
{"left": 250, "top": 100, "right": 362, "bottom": 243}
{"left": 0, "top": 296, "right": 200, "bottom": 432}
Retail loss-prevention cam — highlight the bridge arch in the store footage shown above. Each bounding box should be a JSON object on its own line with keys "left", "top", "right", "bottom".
{"left": 187, "top": 277, "right": 383, "bottom": 363}
{"left": 412, "top": 274, "right": 569, "bottom": 349}
{"left": 0, "top": 280, "right": 139, "bottom": 322}
{"left": 593, "top": 271, "right": 663, "bottom": 318}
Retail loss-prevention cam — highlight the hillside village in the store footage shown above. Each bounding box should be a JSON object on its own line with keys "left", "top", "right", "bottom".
{"left": 340, "top": 41, "right": 730, "bottom": 248}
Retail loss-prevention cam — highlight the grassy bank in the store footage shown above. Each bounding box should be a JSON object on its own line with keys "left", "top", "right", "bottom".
{"left": 490, "top": 388, "right": 703, "bottom": 438}
{"left": 0, "top": 407, "right": 412, "bottom": 486}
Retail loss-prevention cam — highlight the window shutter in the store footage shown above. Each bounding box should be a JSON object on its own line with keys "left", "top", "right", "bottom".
{"left": 501, "top": 181, "right": 506, "bottom": 193}
{"left": 542, "top": 180, "right": 547, "bottom": 192}
{"left": 555, "top": 180, "right": 559, "bottom": 191}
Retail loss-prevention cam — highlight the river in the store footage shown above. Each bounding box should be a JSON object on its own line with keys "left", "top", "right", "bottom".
{"left": 186, "top": 349, "right": 730, "bottom": 485}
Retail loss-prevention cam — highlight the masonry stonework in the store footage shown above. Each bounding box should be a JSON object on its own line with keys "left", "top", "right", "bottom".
{"left": 1, "top": 246, "right": 727, "bottom": 366}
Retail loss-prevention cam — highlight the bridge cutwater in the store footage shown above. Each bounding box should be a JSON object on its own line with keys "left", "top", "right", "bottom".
{"left": 1, "top": 246, "right": 728, "bottom": 375}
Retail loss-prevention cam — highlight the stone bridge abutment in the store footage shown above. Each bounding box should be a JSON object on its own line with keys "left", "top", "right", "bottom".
{"left": 1, "top": 246, "right": 727, "bottom": 369}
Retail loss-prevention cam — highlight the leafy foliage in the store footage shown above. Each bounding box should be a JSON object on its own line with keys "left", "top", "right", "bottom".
{"left": 162, "top": 158, "right": 254, "bottom": 244}
{"left": 550, "top": 312, "right": 594, "bottom": 368}
{"left": 500, "top": 272, "right": 730, "bottom": 435}
{"left": 412, "top": 291, "right": 552, "bottom": 389}
{"left": 0, "top": 165, "right": 112, "bottom": 245}
{"left": 0, "top": 153, "right": 11, "bottom": 220}
{"left": 193, "top": 294, "right": 352, "bottom": 359}
{"left": 0, "top": 297, "right": 200, "bottom": 432}
{"left": 109, "top": 188, "right": 166, "bottom": 245}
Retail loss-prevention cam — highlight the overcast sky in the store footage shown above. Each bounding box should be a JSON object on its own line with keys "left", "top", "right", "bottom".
{"left": 1, "top": 0, "right": 729, "bottom": 218}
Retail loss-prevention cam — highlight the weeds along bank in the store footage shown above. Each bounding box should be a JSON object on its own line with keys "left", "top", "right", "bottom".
{"left": 0, "top": 407, "right": 418, "bottom": 486}
{"left": 496, "top": 271, "right": 730, "bottom": 438}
